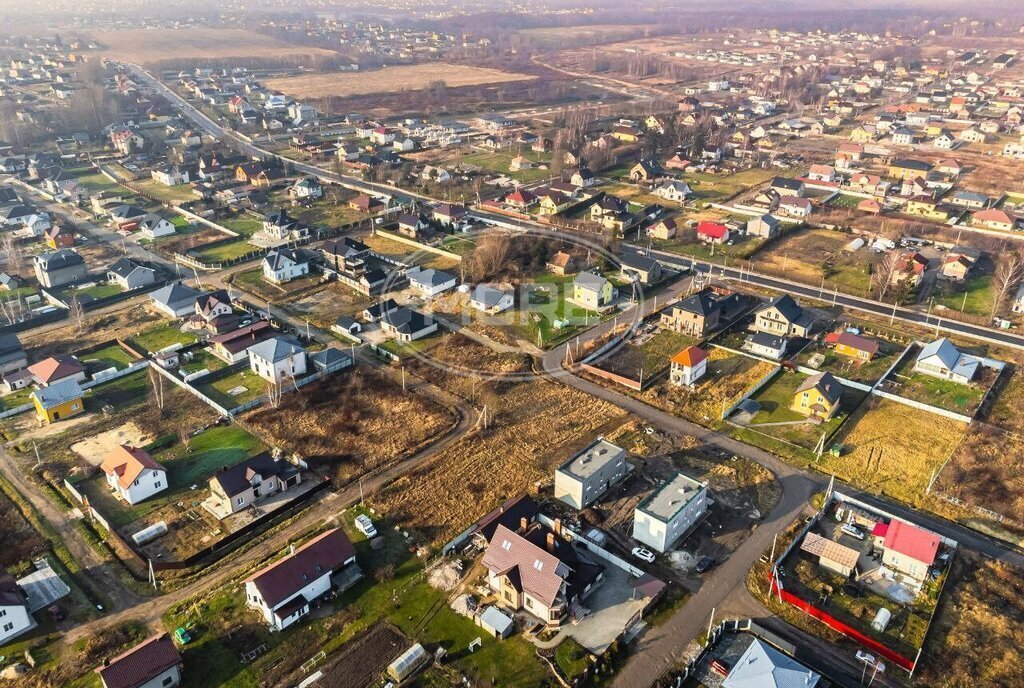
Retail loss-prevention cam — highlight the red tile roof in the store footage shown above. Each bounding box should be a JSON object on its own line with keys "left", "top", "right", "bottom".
{"left": 245, "top": 528, "right": 356, "bottom": 608}
{"left": 96, "top": 634, "right": 181, "bottom": 688}
{"left": 27, "top": 355, "right": 84, "bottom": 385}
{"left": 100, "top": 445, "right": 164, "bottom": 489}
{"left": 482, "top": 524, "right": 565, "bottom": 607}
{"left": 696, "top": 221, "right": 728, "bottom": 239}
{"left": 671, "top": 345, "right": 708, "bottom": 367}
{"left": 883, "top": 519, "right": 939, "bottom": 565}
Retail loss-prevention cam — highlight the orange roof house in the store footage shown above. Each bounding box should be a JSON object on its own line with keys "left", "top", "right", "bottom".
{"left": 27, "top": 355, "right": 86, "bottom": 386}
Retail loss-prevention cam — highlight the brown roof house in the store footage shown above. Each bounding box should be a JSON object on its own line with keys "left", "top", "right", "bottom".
{"left": 27, "top": 355, "right": 86, "bottom": 387}
{"left": 100, "top": 445, "right": 168, "bottom": 506}
{"left": 96, "top": 634, "right": 183, "bottom": 688}
{"left": 204, "top": 453, "right": 302, "bottom": 519}
{"left": 244, "top": 528, "right": 360, "bottom": 630}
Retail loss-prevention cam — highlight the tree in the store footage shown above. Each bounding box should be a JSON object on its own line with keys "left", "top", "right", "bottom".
{"left": 267, "top": 380, "right": 282, "bottom": 408}
{"left": 991, "top": 252, "right": 1024, "bottom": 318}
{"left": 148, "top": 367, "right": 165, "bottom": 416}
{"left": 178, "top": 426, "right": 193, "bottom": 453}
{"left": 69, "top": 295, "right": 86, "bottom": 334}
{"left": 872, "top": 251, "right": 900, "bottom": 301}
{"left": 2, "top": 232, "right": 22, "bottom": 275}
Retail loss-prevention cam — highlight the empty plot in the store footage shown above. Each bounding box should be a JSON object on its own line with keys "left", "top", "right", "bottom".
{"left": 265, "top": 64, "right": 535, "bottom": 99}
{"left": 86, "top": 28, "right": 335, "bottom": 64}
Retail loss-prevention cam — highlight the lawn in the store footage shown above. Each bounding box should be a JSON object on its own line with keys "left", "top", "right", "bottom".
{"left": 220, "top": 215, "right": 263, "bottom": 237}
{"left": 0, "top": 386, "right": 35, "bottom": 412}
{"left": 191, "top": 239, "right": 261, "bottom": 263}
{"left": 76, "top": 171, "right": 121, "bottom": 194}
{"left": 828, "top": 193, "right": 863, "bottom": 209}
{"left": 378, "top": 331, "right": 445, "bottom": 358}
{"left": 753, "top": 228, "right": 879, "bottom": 296}
{"left": 685, "top": 167, "right": 779, "bottom": 204}
{"left": 179, "top": 349, "right": 228, "bottom": 376}
{"left": 885, "top": 353, "right": 989, "bottom": 415}
{"left": 933, "top": 275, "right": 996, "bottom": 317}
{"left": 554, "top": 638, "right": 592, "bottom": 681}
{"left": 198, "top": 369, "right": 267, "bottom": 409}
{"left": 501, "top": 272, "right": 608, "bottom": 347}
{"left": 293, "top": 200, "right": 366, "bottom": 228}
{"left": 652, "top": 233, "right": 764, "bottom": 263}
{"left": 461, "top": 149, "right": 552, "bottom": 183}
{"left": 129, "top": 324, "right": 199, "bottom": 354}
{"left": 80, "top": 343, "right": 136, "bottom": 373}
{"left": 134, "top": 179, "right": 198, "bottom": 204}
{"left": 67, "top": 283, "right": 124, "bottom": 300}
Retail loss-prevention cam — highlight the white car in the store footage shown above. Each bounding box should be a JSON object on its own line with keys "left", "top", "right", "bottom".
{"left": 355, "top": 514, "right": 377, "bottom": 538}
{"left": 841, "top": 523, "right": 865, "bottom": 540}
{"left": 631, "top": 547, "right": 656, "bottom": 563}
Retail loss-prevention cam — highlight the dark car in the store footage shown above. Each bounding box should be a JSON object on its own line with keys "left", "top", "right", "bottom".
{"left": 695, "top": 556, "right": 717, "bottom": 573}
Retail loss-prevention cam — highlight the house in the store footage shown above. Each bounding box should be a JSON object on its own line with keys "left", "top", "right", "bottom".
{"left": 432, "top": 203, "right": 467, "bottom": 227}
{"left": 914, "top": 338, "right": 979, "bottom": 383}
{"left": 107, "top": 258, "right": 156, "bottom": 290}
{"left": 770, "top": 177, "right": 805, "bottom": 198}
{"left": 661, "top": 291, "right": 721, "bottom": 337}
{"left": 546, "top": 251, "right": 576, "bottom": 276}
{"left": 263, "top": 248, "right": 310, "bottom": 284}
{"left": 380, "top": 307, "right": 438, "bottom": 342}
{"left": 648, "top": 217, "right": 678, "bottom": 240}
{"left": 31, "top": 378, "right": 85, "bottom": 423}
{"left": 754, "top": 295, "right": 814, "bottom": 337}
{"left": 554, "top": 437, "right": 627, "bottom": 510}
{"left": 696, "top": 221, "right": 730, "bottom": 245}
{"left": 138, "top": 213, "right": 176, "bottom": 239}
{"left": 722, "top": 639, "right": 819, "bottom": 688}
{"left": 881, "top": 519, "right": 940, "bottom": 582}
{"left": 235, "top": 163, "right": 274, "bottom": 187}
{"left": 801, "top": 531, "right": 861, "bottom": 578}
{"left": 194, "top": 290, "right": 233, "bottom": 322}
{"left": 778, "top": 196, "right": 812, "bottom": 219}
{"left": 941, "top": 251, "right": 976, "bottom": 282}
{"left": 0, "top": 273, "right": 23, "bottom": 292}
{"left": 96, "top": 634, "right": 183, "bottom": 688}
{"left": 633, "top": 472, "right": 707, "bottom": 553}
{"left": 619, "top": 253, "right": 662, "bottom": 287}
{"left": 746, "top": 214, "right": 780, "bottom": 239}
{"left": 831, "top": 331, "right": 879, "bottom": 361}
{"left": 888, "top": 158, "right": 932, "bottom": 180}
{"left": 245, "top": 528, "right": 359, "bottom": 630}
{"left": 613, "top": 124, "right": 641, "bottom": 143}
{"left": 791, "top": 371, "right": 842, "bottom": 420}
{"left": 396, "top": 212, "right": 429, "bottom": 239}
{"left": 471, "top": 285, "right": 513, "bottom": 314}
{"left": 150, "top": 282, "right": 204, "bottom": 318}
{"left": 505, "top": 188, "right": 537, "bottom": 210}
{"left": 669, "top": 346, "right": 708, "bottom": 387}
{"left": 744, "top": 332, "right": 788, "bottom": 360}
{"left": 482, "top": 522, "right": 603, "bottom": 626}
{"left": 629, "top": 160, "right": 661, "bottom": 183}
{"left": 570, "top": 168, "right": 596, "bottom": 188}
{"left": 933, "top": 131, "right": 956, "bottom": 149}
{"left": 571, "top": 272, "right": 615, "bottom": 310}
{"left": 972, "top": 208, "right": 1017, "bottom": 232}
{"left": 654, "top": 180, "right": 691, "bottom": 204}
{"left": 858, "top": 199, "right": 883, "bottom": 214}
{"left": 408, "top": 268, "right": 457, "bottom": 297}
{"left": 949, "top": 191, "right": 990, "bottom": 211}
{"left": 288, "top": 177, "right": 322, "bottom": 201}
{"left": 248, "top": 336, "right": 307, "bottom": 384}
{"left": 150, "top": 167, "right": 190, "bottom": 186}
{"left": 44, "top": 226, "right": 75, "bottom": 249}
{"left": 100, "top": 445, "right": 168, "bottom": 505}
{"left": 0, "top": 334, "right": 27, "bottom": 378}
{"left": 0, "top": 570, "right": 33, "bottom": 645}
{"left": 28, "top": 356, "right": 86, "bottom": 387}
{"left": 209, "top": 321, "right": 275, "bottom": 363}
{"left": 32, "top": 249, "right": 86, "bottom": 288}
{"left": 807, "top": 164, "right": 837, "bottom": 183}
{"left": 206, "top": 453, "right": 302, "bottom": 518}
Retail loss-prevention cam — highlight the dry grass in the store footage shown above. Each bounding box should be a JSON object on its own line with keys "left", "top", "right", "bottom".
{"left": 20, "top": 306, "right": 165, "bottom": 359}
{"left": 919, "top": 553, "right": 1024, "bottom": 688}
{"left": 85, "top": 28, "right": 336, "bottom": 64}
{"left": 934, "top": 423, "right": 1024, "bottom": 529}
{"left": 826, "top": 398, "right": 968, "bottom": 507}
{"left": 264, "top": 64, "right": 535, "bottom": 99}
{"left": 244, "top": 368, "right": 456, "bottom": 483}
{"left": 375, "top": 379, "right": 628, "bottom": 547}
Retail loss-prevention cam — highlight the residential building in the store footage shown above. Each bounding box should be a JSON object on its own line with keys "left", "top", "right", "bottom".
{"left": 248, "top": 336, "right": 307, "bottom": 384}
{"left": 288, "top": 177, "right": 322, "bottom": 201}
{"left": 107, "top": 258, "right": 156, "bottom": 290}
{"left": 546, "top": 251, "right": 576, "bottom": 276}
{"left": 33, "top": 249, "right": 86, "bottom": 288}
{"left": 138, "top": 213, "right": 176, "bottom": 239}
{"left": 244, "top": 528, "right": 360, "bottom": 630}
{"left": 722, "top": 639, "right": 819, "bottom": 688}
{"left": 831, "top": 332, "right": 879, "bottom": 361}
{"left": 744, "top": 332, "right": 788, "bottom": 360}
{"left": 209, "top": 321, "right": 275, "bottom": 363}
{"left": 554, "top": 438, "right": 627, "bottom": 510}
{"left": 150, "top": 282, "right": 204, "bottom": 318}
{"left": 0, "top": 571, "right": 33, "bottom": 645}
{"left": 746, "top": 214, "right": 780, "bottom": 239}
{"left": 0, "top": 334, "right": 27, "bottom": 377}
{"left": 571, "top": 272, "right": 615, "bottom": 310}
{"left": 648, "top": 217, "right": 678, "bottom": 240}
{"left": 654, "top": 180, "right": 691, "bottom": 204}
{"left": 206, "top": 453, "right": 302, "bottom": 518}
{"left": 801, "top": 532, "right": 861, "bottom": 578}
{"left": 972, "top": 208, "right": 1016, "bottom": 232}
{"left": 669, "top": 346, "right": 708, "bottom": 387}
{"left": 770, "top": 177, "right": 805, "bottom": 197}
{"left": 380, "top": 307, "right": 438, "bottom": 342}
{"left": 31, "top": 378, "right": 85, "bottom": 423}
{"left": 408, "top": 268, "right": 457, "bottom": 297}
{"left": 696, "top": 221, "right": 730, "bottom": 245}
{"left": 880, "top": 519, "right": 940, "bottom": 582}
{"left": 28, "top": 356, "right": 86, "bottom": 387}
{"left": 619, "top": 253, "right": 662, "bottom": 286}
{"left": 100, "top": 445, "right": 168, "bottom": 505}
{"left": 632, "top": 472, "right": 708, "bottom": 553}
{"left": 263, "top": 248, "right": 310, "bottom": 284}
{"left": 914, "top": 337, "right": 978, "bottom": 383}
{"left": 96, "top": 634, "right": 183, "bottom": 688}
{"left": 470, "top": 285, "right": 513, "bottom": 314}
{"left": 791, "top": 371, "right": 842, "bottom": 420}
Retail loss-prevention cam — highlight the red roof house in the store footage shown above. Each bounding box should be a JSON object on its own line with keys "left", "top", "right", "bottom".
{"left": 881, "top": 519, "right": 940, "bottom": 581}
{"left": 27, "top": 355, "right": 86, "bottom": 386}
{"left": 696, "top": 221, "right": 730, "bottom": 244}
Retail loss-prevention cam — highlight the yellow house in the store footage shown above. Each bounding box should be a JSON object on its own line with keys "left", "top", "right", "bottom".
{"left": 904, "top": 196, "right": 949, "bottom": 221}
{"left": 791, "top": 371, "right": 842, "bottom": 420}
{"left": 611, "top": 124, "right": 639, "bottom": 143}
{"left": 572, "top": 272, "right": 614, "bottom": 310}
{"left": 31, "top": 378, "right": 85, "bottom": 424}
{"left": 538, "top": 193, "right": 570, "bottom": 216}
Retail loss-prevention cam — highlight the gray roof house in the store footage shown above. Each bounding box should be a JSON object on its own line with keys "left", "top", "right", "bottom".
{"left": 470, "top": 285, "right": 513, "bottom": 314}
{"left": 150, "top": 282, "right": 204, "bottom": 318}
{"left": 33, "top": 249, "right": 87, "bottom": 288}
{"left": 408, "top": 268, "right": 457, "bottom": 297}
{"left": 107, "top": 258, "right": 156, "bottom": 291}
{"left": 722, "top": 638, "right": 820, "bottom": 688}
{"left": 914, "top": 337, "right": 979, "bottom": 383}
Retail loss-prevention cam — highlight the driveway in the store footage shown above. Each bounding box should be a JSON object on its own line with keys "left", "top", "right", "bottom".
{"left": 561, "top": 565, "right": 648, "bottom": 654}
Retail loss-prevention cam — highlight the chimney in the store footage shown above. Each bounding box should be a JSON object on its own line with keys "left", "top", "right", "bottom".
{"left": 552, "top": 518, "right": 562, "bottom": 536}
{"left": 519, "top": 517, "right": 528, "bottom": 533}
{"left": 546, "top": 532, "right": 556, "bottom": 553}
{"left": 289, "top": 543, "right": 296, "bottom": 555}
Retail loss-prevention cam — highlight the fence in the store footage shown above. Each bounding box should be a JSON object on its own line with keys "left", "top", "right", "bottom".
{"left": 721, "top": 361, "right": 782, "bottom": 419}
{"left": 373, "top": 229, "right": 464, "bottom": 262}
{"left": 536, "top": 514, "right": 647, "bottom": 578}
{"left": 148, "top": 358, "right": 235, "bottom": 416}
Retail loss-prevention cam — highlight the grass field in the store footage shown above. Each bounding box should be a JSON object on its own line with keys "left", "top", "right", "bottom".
{"left": 134, "top": 179, "right": 197, "bottom": 204}
{"left": 80, "top": 343, "right": 136, "bottom": 374}
{"left": 460, "top": 149, "right": 552, "bottom": 183}
{"left": 934, "top": 422, "right": 1024, "bottom": 529}
{"left": 754, "top": 228, "right": 879, "bottom": 295}
{"left": 738, "top": 370, "right": 860, "bottom": 449}
{"left": 685, "top": 167, "right": 779, "bottom": 204}
{"left": 885, "top": 353, "right": 989, "bottom": 415}
{"left": 199, "top": 369, "right": 266, "bottom": 409}
{"left": 265, "top": 64, "right": 535, "bottom": 99}
{"left": 86, "top": 28, "right": 336, "bottom": 63}
{"left": 219, "top": 215, "right": 263, "bottom": 237}
{"left": 129, "top": 324, "right": 198, "bottom": 354}
{"left": 933, "top": 274, "right": 996, "bottom": 317}
{"left": 191, "top": 239, "right": 260, "bottom": 263}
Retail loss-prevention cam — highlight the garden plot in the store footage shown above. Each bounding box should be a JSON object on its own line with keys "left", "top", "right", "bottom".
{"left": 590, "top": 322, "right": 698, "bottom": 383}
{"left": 880, "top": 346, "right": 997, "bottom": 417}
{"left": 791, "top": 332, "right": 904, "bottom": 385}
{"left": 278, "top": 284, "right": 373, "bottom": 332}
{"left": 753, "top": 228, "right": 882, "bottom": 296}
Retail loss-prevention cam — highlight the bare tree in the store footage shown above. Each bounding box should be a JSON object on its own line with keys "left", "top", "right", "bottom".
{"left": 148, "top": 367, "right": 165, "bottom": 415}
{"left": 2, "top": 232, "right": 22, "bottom": 275}
{"left": 469, "top": 234, "right": 513, "bottom": 282}
{"left": 872, "top": 251, "right": 900, "bottom": 301}
{"left": 69, "top": 296, "right": 86, "bottom": 334}
{"left": 178, "top": 426, "right": 193, "bottom": 453}
{"left": 267, "top": 380, "right": 282, "bottom": 408}
{"left": 991, "top": 252, "right": 1024, "bottom": 318}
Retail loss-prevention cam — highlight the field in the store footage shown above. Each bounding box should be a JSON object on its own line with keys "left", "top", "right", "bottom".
{"left": 791, "top": 335, "right": 902, "bottom": 385}
{"left": 753, "top": 228, "right": 879, "bottom": 296}
{"left": 86, "top": 28, "right": 337, "bottom": 63}
{"left": 245, "top": 368, "right": 456, "bottom": 484}
{"left": 20, "top": 306, "right": 165, "bottom": 359}
{"left": 376, "top": 378, "right": 629, "bottom": 548}
{"left": 593, "top": 326, "right": 697, "bottom": 380}
{"left": 460, "top": 149, "right": 552, "bottom": 183}
{"left": 519, "top": 24, "right": 658, "bottom": 47}
{"left": 190, "top": 239, "right": 260, "bottom": 263}
{"left": 133, "top": 179, "right": 197, "bottom": 204}
{"left": 933, "top": 274, "right": 996, "bottom": 317}
{"left": 0, "top": 488, "right": 48, "bottom": 570}
{"left": 128, "top": 322, "right": 198, "bottom": 354}
{"left": 919, "top": 554, "right": 1024, "bottom": 688}
{"left": 825, "top": 398, "right": 969, "bottom": 507}
{"left": 264, "top": 64, "right": 535, "bottom": 99}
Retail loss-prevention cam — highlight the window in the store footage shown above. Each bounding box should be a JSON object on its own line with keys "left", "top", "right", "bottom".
{"left": 236, "top": 497, "right": 244, "bottom": 505}
{"left": 501, "top": 539, "right": 511, "bottom": 551}
{"left": 2, "top": 622, "right": 13, "bottom": 632}
{"left": 154, "top": 481, "right": 162, "bottom": 489}
{"left": 533, "top": 560, "right": 543, "bottom": 571}
{"left": 162, "top": 677, "right": 174, "bottom": 687}
{"left": 0, "top": 609, "right": 6, "bottom": 617}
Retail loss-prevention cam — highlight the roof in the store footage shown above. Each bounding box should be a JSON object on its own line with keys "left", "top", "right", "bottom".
{"left": 759, "top": 294, "right": 803, "bottom": 323}
{"left": 211, "top": 453, "right": 294, "bottom": 497}
{"left": 31, "top": 378, "right": 84, "bottom": 409}
{"left": 100, "top": 445, "right": 165, "bottom": 489}
{"left": 835, "top": 331, "right": 879, "bottom": 355}
{"left": 620, "top": 253, "right": 660, "bottom": 274}
{"left": 382, "top": 307, "right": 434, "bottom": 335}
{"left": 671, "top": 346, "right": 708, "bottom": 368}
{"left": 108, "top": 257, "right": 153, "bottom": 281}
{"left": 264, "top": 248, "right": 307, "bottom": 271}
{"left": 723, "top": 638, "right": 819, "bottom": 688}
{"left": 248, "top": 336, "right": 304, "bottom": 364}
{"left": 883, "top": 519, "right": 939, "bottom": 565}
{"left": 34, "top": 248, "right": 84, "bottom": 271}
{"left": 151, "top": 282, "right": 203, "bottom": 309}
{"left": 473, "top": 494, "right": 539, "bottom": 542}
{"left": 917, "top": 337, "right": 961, "bottom": 369}
{"left": 748, "top": 332, "right": 786, "bottom": 350}
{"left": 771, "top": 177, "right": 804, "bottom": 191}
{"left": 801, "top": 531, "right": 860, "bottom": 571}
{"left": 245, "top": 528, "right": 356, "bottom": 608}
{"left": 557, "top": 437, "right": 624, "bottom": 481}
{"left": 0, "top": 568, "right": 27, "bottom": 608}
{"left": 95, "top": 634, "right": 182, "bottom": 688}
{"left": 676, "top": 291, "right": 721, "bottom": 317}
{"left": 574, "top": 271, "right": 609, "bottom": 293}
{"left": 409, "top": 268, "right": 455, "bottom": 289}
{"left": 482, "top": 524, "right": 567, "bottom": 607}
{"left": 795, "top": 371, "right": 842, "bottom": 405}
{"left": 636, "top": 472, "right": 705, "bottom": 522}
{"left": 28, "top": 355, "right": 84, "bottom": 384}
{"left": 697, "top": 221, "right": 729, "bottom": 239}
{"left": 471, "top": 285, "right": 510, "bottom": 308}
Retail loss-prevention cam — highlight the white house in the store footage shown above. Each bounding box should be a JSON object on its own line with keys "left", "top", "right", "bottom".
{"left": 913, "top": 338, "right": 979, "bottom": 383}
{"left": 138, "top": 213, "right": 176, "bottom": 239}
{"left": 288, "top": 177, "right": 322, "bottom": 201}
{"left": 669, "top": 346, "right": 708, "bottom": 387}
{"left": 654, "top": 180, "right": 691, "bottom": 204}
{"left": 150, "top": 167, "right": 190, "bottom": 186}
{"left": 408, "top": 268, "right": 457, "bottom": 297}
{"left": 554, "top": 438, "right": 627, "bottom": 510}
{"left": 0, "top": 572, "right": 33, "bottom": 645}
{"left": 97, "top": 634, "right": 183, "bottom": 688}
{"left": 150, "top": 282, "right": 204, "bottom": 318}
{"left": 99, "top": 445, "right": 168, "bottom": 505}
{"left": 263, "top": 249, "right": 309, "bottom": 284}
{"left": 244, "top": 528, "right": 358, "bottom": 630}
{"left": 632, "top": 472, "right": 707, "bottom": 553}
{"left": 248, "top": 336, "right": 307, "bottom": 385}
{"left": 879, "top": 519, "right": 940, "bottom": 583}
{"left": 471, "top": 285, "right": 514, "bottom": 314}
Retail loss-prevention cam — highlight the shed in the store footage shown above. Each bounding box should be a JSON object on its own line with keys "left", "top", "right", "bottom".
{"left": 387, "top": 643, "right": 429, "bottom": 683}
{"left": 478, "top": 605, "right": 515, "bottom": 639}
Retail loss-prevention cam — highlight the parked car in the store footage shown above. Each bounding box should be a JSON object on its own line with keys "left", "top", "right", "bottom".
{"left": 841, "top": 524, "right": 865, "bottom": 540}
{"left": 355, "top": 514, "right": 377, "bottom": 538}
{"left": 631, "top": 547, "right": 656, "bottom": 563}
{"left": 695, "top": 556, "right": 717, "bottom": 573}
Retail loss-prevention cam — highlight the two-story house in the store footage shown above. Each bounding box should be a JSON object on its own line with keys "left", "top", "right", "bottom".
{"left": 100, "top": 445, "right": 168, "bottom": 505}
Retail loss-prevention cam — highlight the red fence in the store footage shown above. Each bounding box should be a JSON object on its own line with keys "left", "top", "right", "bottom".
{"left": 770, "top": 576, "right": 916, "bottom": 672}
